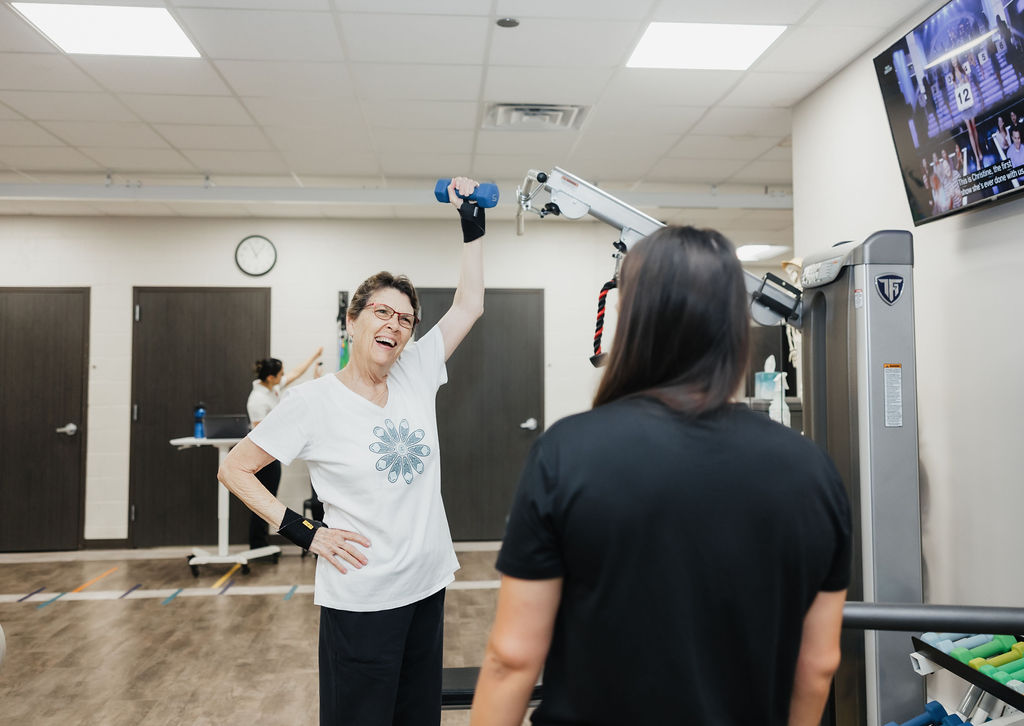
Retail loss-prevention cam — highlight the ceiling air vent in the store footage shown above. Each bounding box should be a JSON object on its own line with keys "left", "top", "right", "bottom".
{"left": 483, "top": 103, "right": 588, "bottom": 131}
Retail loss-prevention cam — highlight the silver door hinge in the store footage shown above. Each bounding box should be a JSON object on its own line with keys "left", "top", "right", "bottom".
{"left": 132, "top": 404, "right": 138, "bottom": 421}
{"left": 130, "top": 505, "right": 136, "bottom": 522}
{"left": 134, "top": 304, "right": 140, "bottom": 322}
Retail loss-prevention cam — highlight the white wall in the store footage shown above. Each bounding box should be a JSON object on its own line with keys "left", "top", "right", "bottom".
{"left": 0, "top": 214, "right": 616, "bottom": 540}
{"left": 793, "top": 6, "right": 1024, "bottom": 705}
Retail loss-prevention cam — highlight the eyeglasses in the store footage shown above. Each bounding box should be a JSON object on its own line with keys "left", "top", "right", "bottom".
{"left": 367, "top": 303, "right": 418, "bottom": 330}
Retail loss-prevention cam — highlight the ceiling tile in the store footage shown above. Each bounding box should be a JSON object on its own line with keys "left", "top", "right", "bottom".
{"left": 182, "top": 149, "right": 291, "bottom": 174}
{"left": 475, "top": 130, "right": 580, "bottom": 157}
{"left": 759, "top": 143, "right": 792, "bottom": 161}
{"left": 263, "top": 125, "right": 373, "bottom": 153}
{"left": 495, "top": 0, "right": 657, "bottom": 21}
{"left": 727, "top": 159, "right": 793, "bottom": 184}
{"left": 177, "top": 8, "right": 343, "bottom": 61}
{"left": 731, "top": 208, "right": 796, "bottom": 229}
{"left": 40, "top": 121, "right": 170, "bottom": 148}
{"left": 0, "top": 54, "right": 101, "bottom": 92}
{"left": 334, "top": 0, "right": 489, "bottom": 14}
{"left": 561, "top": 155, "right": 661, "bottom": 181}
{"left": 484, "top": 66, "right": 613, "bottom": 106}
{"left": 372, "top": 129, "right": 475, "bottom": 155}
{"left": 584, "top": 104, "right": 704, "bottom": 135}
{"left": 802, "top": 0, "right": 929, "bottom": 29}
{"left": 215, "top": 60, "right": 353, "bottom": 97}
{"left": 650, "top": 0, "right": 818, "bottom": 25}
{"left": 647, "top": 157, "right": 748, "bottom": 184}
{"left": 171, "top": 0, "right": 329, "bottom": 9}
{"left": 81, "top": 148, "right": 197, "bottom": 173}
{"left": 284, "top": 150, "right": 380, "bottom": 176}
{"left": 573, "top": 132, "right": 679, "bottom": 159}
{"left": 120, "top": 94, "right": 253, "bottom": 125}
{"left": 0, "top": 91, "right": 136, "bottom": 122}
{"left": 350, "top": 64, "right": 482, "bottom": 101}
{"left": 0, "top": 5, "right": 60, "bottom": 52}
{"left": 0, "top": 103, "right": 20, "bottom": 120}
{"left": 669, "top": 135, "right": 781, "bottom": 160}
{"left": 471, "top": 154, "right": 558, "bottom": 180}
{"left": 363, "top": 100, "right": 479, "bottom": 130}
{"left": 73, "top": 57, "right": 231, "bottom": 95}
{"left": 0, "top": 120, "right": 63, "bottom": 146}
{"left": 754, "top": 25, "right": 885, "bottom": 73}
{"left": 601, "top": 69, "right": 741, "bottom": 107}
{"left": 0, "top": 146, "right": 104, "bottom": 172}
{"left": 153, "top": 124, "right": 272, "bottom": 151}
{"left": 378, "top": 152, "right": 472, "bottom": 176}
{"left": 717, "top": 71, "right": 829, "bottom": 108}
{"left": 0, "top": 200, "right": 103, "bottom": 215}
{"left": 242, "top": 96, "right": 364, "bottom": 128}
{"left": 340, "top": 14, "right": 489, "bottom": 64}
{"left": 689, "top": 107, "right": 792, "bottom": 137}
{"left": 489, "top": 19, "right": 643, "bottom": 68}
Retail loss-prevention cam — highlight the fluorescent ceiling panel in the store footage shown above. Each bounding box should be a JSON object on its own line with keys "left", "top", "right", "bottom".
{"left": 736, "top": 244, "right": 789, "bottom": 261}
{"left": 11, "top": 3, "right": 200, "bottom": 57}
{"left": 627, "top": 22, "right": 786, "bottom": 70}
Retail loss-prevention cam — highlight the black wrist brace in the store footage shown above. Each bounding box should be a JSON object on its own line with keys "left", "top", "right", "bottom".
{"left": 277, "top": 507, "right": 324, "bottom": 550}
{"left": 458, "top": 202, "right": 485, "bottom": 243}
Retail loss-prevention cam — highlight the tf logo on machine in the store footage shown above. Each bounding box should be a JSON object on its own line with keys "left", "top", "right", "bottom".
{"left": 875, "top": 274, "right": 904, "bottom": 305}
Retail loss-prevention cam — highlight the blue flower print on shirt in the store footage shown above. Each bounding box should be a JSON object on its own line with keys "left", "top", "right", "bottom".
{"left": 368, "top": 418, "right": 431, "bottom": 485}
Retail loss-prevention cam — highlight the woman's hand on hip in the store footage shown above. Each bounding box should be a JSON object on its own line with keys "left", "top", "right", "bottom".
{"left": 310, "top": 527, "right": 371, "bottom": 574}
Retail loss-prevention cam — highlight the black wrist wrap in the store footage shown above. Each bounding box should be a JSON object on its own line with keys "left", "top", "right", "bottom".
{"left": 277, "top": 507, "right": 324, "bottom": 550}
{"left": 458, "top": 202, "right": 485, "bottom": 243}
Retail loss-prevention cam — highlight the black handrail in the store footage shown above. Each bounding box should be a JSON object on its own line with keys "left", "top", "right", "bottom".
{"left": 843, "top": 602, "right": 1024, "bottom": 634}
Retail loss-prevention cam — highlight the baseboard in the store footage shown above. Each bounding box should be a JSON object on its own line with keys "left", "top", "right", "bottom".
{"left": 82, "top": 538, "right": 130, "bottom": 550}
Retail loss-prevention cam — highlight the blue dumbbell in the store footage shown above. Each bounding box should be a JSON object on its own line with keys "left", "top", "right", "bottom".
{"left": 922, "top": 632, "right": 967, "bottom": 646}
{"left": 941, "top": 715, "right": 967, "bottom": 726}
{"left": 434, "top": 179, "right": 499, "bottom": 208}
{"left": 883, "top": 700, "right": 947, "bottom": 726}
{"left": 936, "top": 634, "right": 993, "bottom": 654}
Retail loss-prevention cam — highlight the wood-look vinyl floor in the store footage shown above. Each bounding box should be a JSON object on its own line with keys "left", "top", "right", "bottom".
{"left": 0, "top": 548, "right": 527, "bottom": 725}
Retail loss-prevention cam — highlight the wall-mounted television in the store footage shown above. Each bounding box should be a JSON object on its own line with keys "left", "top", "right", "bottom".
{"left": 874, "top": 0, "right": 1024, "bottom": 224}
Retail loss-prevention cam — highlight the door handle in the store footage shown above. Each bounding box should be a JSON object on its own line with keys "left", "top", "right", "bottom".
{"left": 56, "top": 422, "right": 79, "bottom": 436}
{"left": 519, "top": 417, "right": 538, "bottom": 431}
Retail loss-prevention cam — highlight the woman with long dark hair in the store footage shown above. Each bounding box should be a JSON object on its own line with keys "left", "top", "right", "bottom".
{"left": 471, "top": 226, "right": 851, "bottom": 726}
{"left": 245, "top": 348, "right": 322, "bottom": 549}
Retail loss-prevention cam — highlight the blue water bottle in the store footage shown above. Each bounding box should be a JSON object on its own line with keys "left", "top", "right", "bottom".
{"left": 193, "top": 402, "right": 206, "bottom": 439}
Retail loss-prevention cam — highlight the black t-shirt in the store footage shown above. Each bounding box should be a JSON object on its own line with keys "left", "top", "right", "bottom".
{"left": 496, "top": 398, "right": 851, "bottom": 726}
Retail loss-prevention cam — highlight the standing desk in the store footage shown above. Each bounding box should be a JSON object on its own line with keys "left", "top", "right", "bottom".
{"left": 170, "top": 436, "right": 281, "bottom": 575}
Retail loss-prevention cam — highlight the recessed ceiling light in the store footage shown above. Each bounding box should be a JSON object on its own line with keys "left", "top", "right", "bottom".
{"left": 736, "top": 244, "right": 790, "bottom": 262}
{"left": 627, "top": 22, "right": 786, "bottom": 71}
{"left": 496, "top": 17, "right": 519, "bottom": 28}
{"left": 11, "top": 3, "right": 200, "bottom": 57}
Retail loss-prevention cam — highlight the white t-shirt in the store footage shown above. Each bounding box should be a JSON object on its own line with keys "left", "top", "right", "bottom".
{"left": 248, "top": 326, "right": 459, "bottom": 612}
{"left": 246, "top": 374, "right": 289, "bottom": 424}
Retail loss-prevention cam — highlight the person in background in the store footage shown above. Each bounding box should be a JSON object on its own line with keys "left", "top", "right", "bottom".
{"left": 1008, "top": 127, "right": 1024, "bottom": 168}
{"left": 245, "top": 346, "right": 323, "bottom": 550}
{"left": 219, "top": 176, "right": 486, "bottom": 726}
{"left": 470, "top": 225, "right": 851, "bottom": 726}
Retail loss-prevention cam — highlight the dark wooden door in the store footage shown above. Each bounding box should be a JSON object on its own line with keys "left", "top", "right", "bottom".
{"left": 0, "top": 288, "right": 89, "bottom": 551}
{"left": 418, "top": 289, "right": 544, "bottom": 541}
{"left": 129, "top": 288, "right": 269, "bottom": 547}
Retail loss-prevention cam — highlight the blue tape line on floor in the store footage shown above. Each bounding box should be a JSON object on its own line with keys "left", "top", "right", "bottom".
{"left": 120, "top": 584, "right": 142, "bottom": 599}
{"left": 161, "top": 588, "right": 183, "bottom": 605}
{"left": 219, "top": 580, "right": 233, "bottom": 595}
{"left": 284, "top": 585, "right": 297, "bottom": 601}
{"left": 36, "top": 592, "right": 66, "bottom": 609}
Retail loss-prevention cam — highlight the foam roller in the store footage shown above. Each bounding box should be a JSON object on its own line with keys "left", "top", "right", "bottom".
{"left": 434, "top": 179, "right": 499, "bottom": 208}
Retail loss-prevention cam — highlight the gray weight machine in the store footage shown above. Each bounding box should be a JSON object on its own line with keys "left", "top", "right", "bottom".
{"left": 516, "top": 168, "right": 924, "bottom": 726}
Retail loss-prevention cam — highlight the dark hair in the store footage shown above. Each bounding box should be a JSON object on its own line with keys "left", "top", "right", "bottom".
{"left": 348, "top": 271, "right": 420, "bottom": 328}
{"left": 254, "top": 357, "right": 283, "bottom": 382}
{"left": 592, "top": 225, "right": 750, "bottom": 416}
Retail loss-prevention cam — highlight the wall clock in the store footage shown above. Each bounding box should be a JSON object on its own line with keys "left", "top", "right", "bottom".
{"left": 235, "top": 235, "right": 277, "bottom": 277}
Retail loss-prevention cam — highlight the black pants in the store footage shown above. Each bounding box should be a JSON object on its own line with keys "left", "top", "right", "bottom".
{"left": 319, "top": 589, "right": 445, "bottom": 726}
{"left": 249, "top": 459, "right": 281, "bottom": 549}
